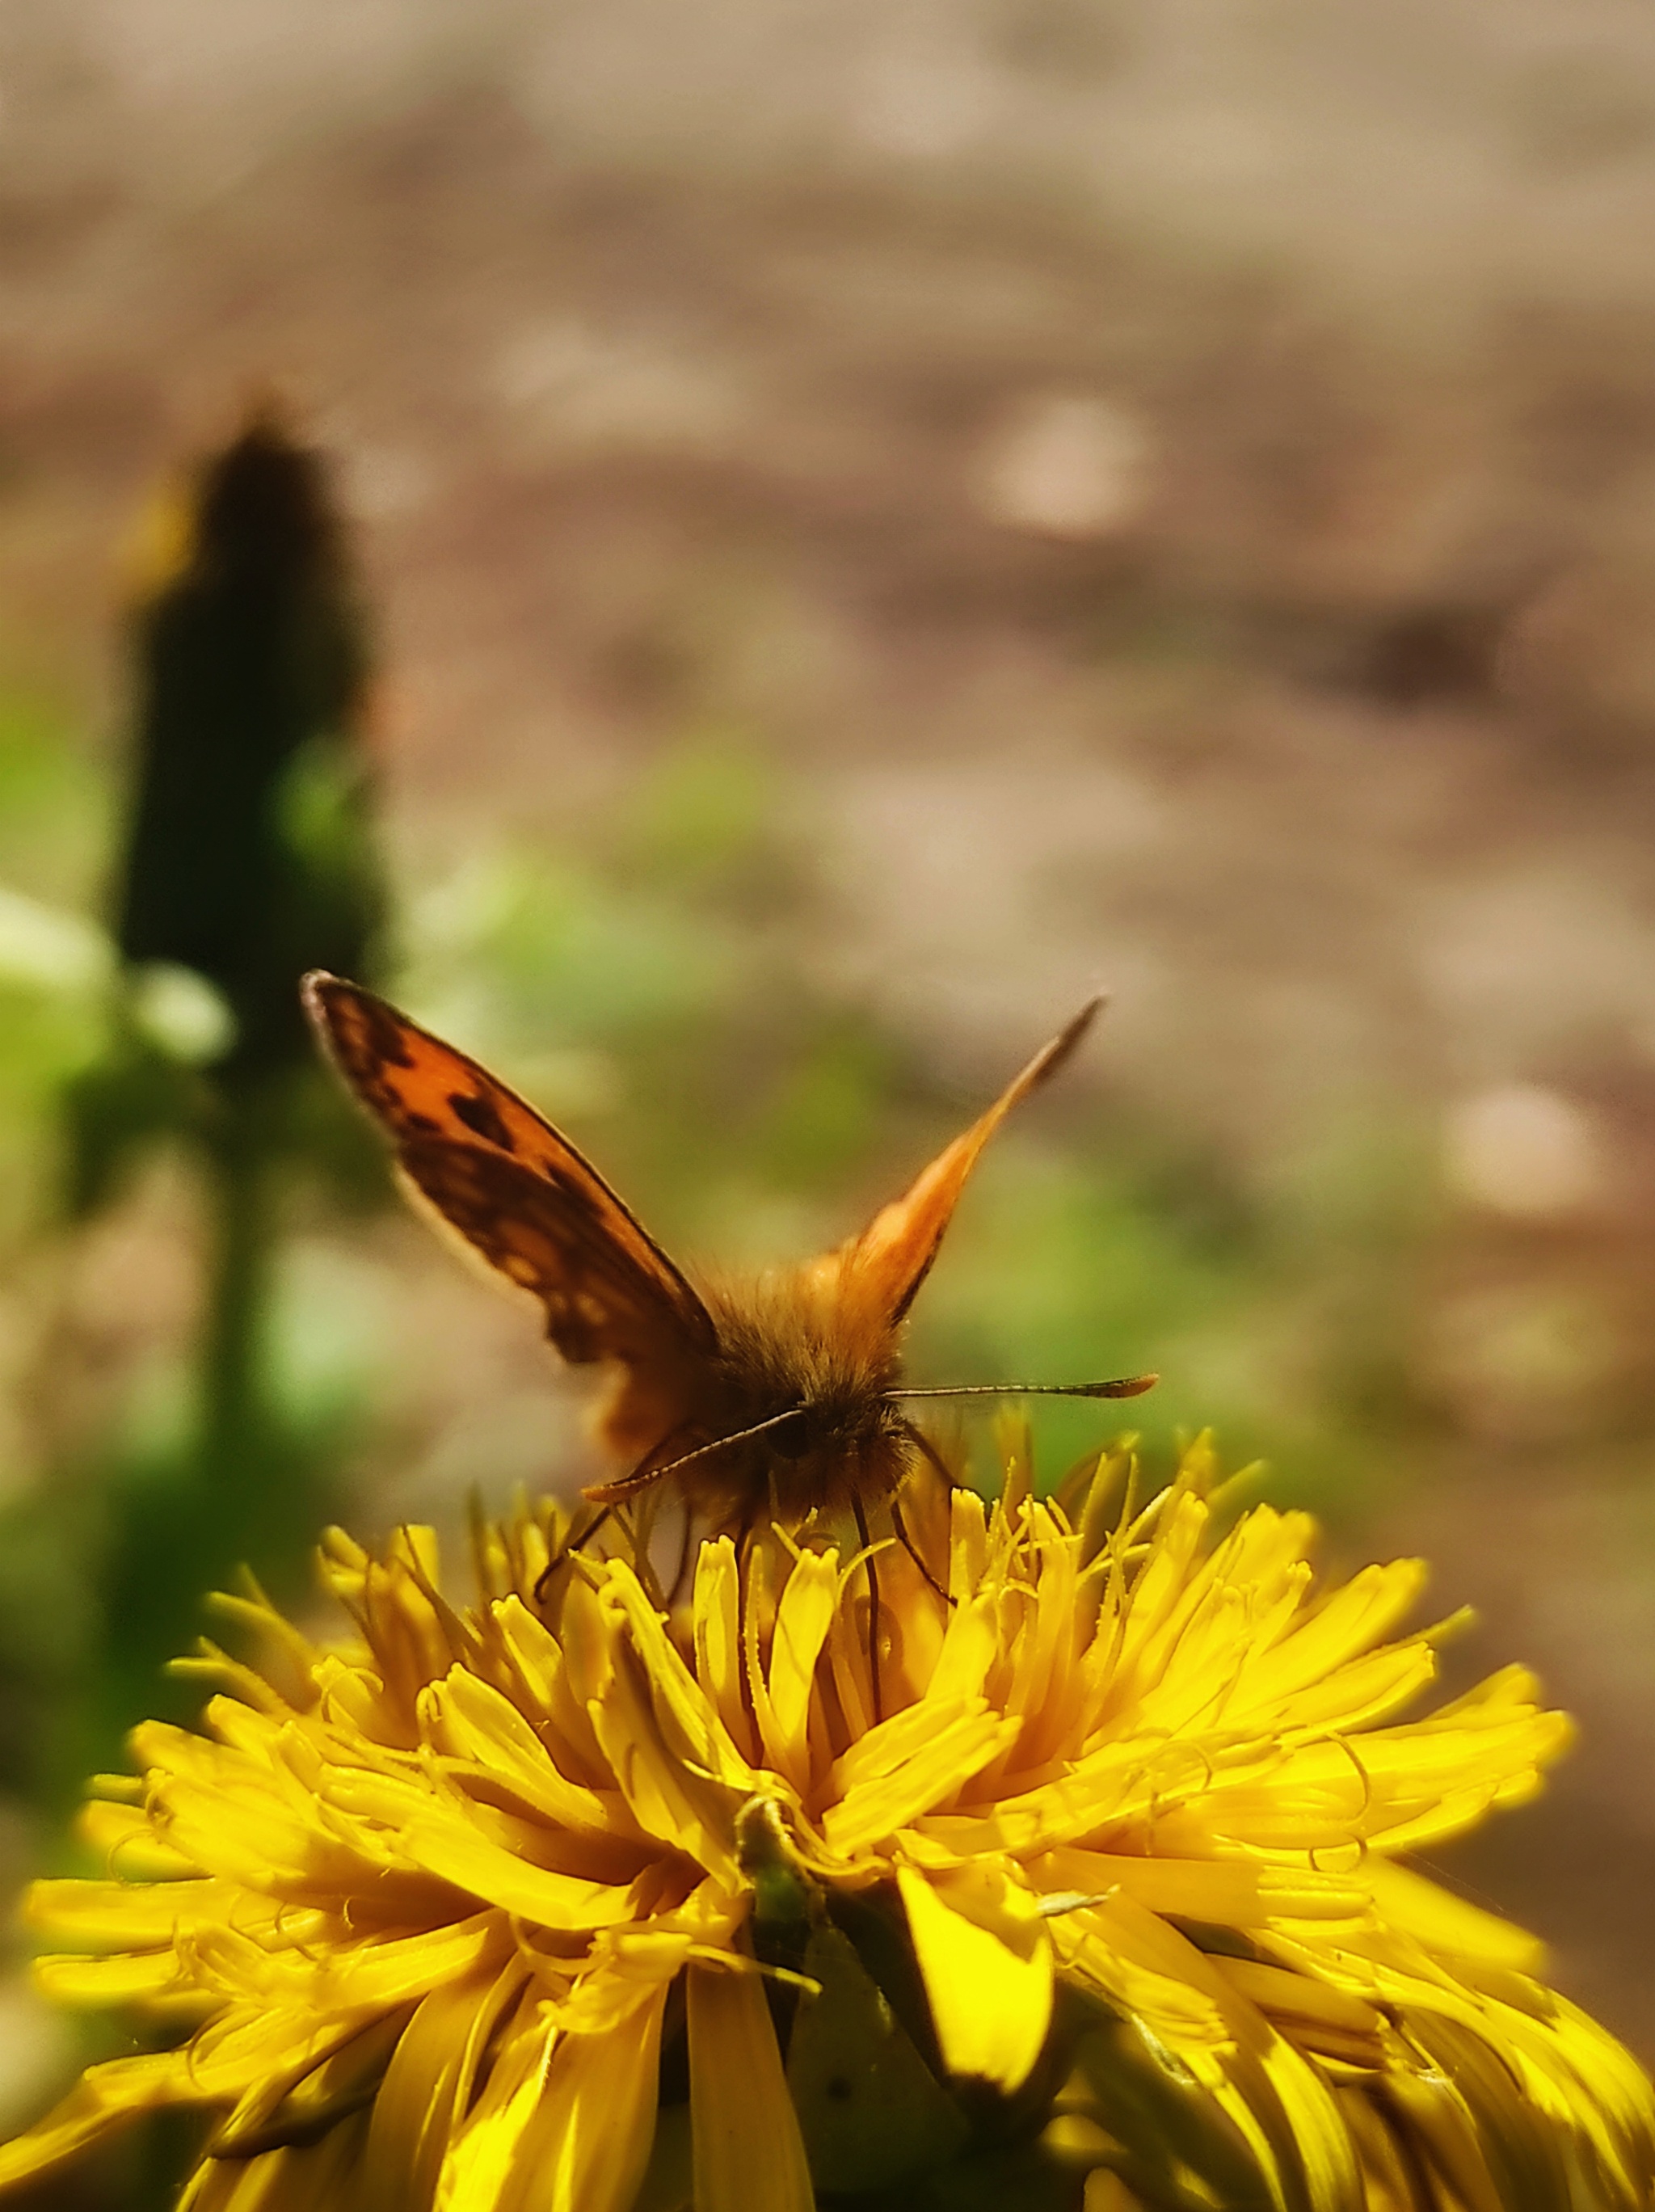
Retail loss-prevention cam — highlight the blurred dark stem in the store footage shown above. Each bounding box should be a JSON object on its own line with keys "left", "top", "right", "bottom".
{"left": 32, "top": 406, "right": 390, "bottom": 1793}
{"left": 199, "top": 1097, "right": 274, "bottom": 1484}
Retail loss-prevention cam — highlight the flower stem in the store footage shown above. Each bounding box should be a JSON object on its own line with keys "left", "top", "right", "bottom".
{"left": 198, "top": 1101, "right": 274, "bottom": 1483}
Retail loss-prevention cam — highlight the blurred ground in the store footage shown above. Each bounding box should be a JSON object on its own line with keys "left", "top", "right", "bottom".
{"left": 2, "top": 0, "right": 1655, "bottom": 2075}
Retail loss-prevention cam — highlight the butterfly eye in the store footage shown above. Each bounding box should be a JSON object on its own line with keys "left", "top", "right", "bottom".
{"left": 768, "top": 1414, "right": 815, "bottom": 1462}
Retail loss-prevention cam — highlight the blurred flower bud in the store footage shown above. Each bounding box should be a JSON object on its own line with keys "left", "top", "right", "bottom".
{"left": 114, "top": 407, "right": 385, "bottom": 1080}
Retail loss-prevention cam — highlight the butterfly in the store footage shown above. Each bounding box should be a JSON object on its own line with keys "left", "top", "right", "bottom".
{"left": 301, "top": 973, "right": 1155, "bottom": 1565}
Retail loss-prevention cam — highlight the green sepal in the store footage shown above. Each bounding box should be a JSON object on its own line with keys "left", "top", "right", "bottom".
{"left": 788, "top": 1920, "right": 967, "bottom": 2196}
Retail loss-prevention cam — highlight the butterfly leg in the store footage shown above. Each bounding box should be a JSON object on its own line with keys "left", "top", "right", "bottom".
{"left": 851, "top": 1492, "right": 884, "bottom": 1724}
{"left": 898, "top": 1414, "right": 958, "bottom": 1494}
{"left": 895, "top": 1421, "right": 963, "bottom": 1605}
{"left": 731, "top": 1495, "right": 758, "bottom": 1565}
{"left": 665, "top": 1498, "right": 697, "bottom": 1607}
{"left": 533, "top": 1503, "right": 612, "bottom": 1606}
{"left": 890, "top": 1493, "right": 954, "bottom": 1609}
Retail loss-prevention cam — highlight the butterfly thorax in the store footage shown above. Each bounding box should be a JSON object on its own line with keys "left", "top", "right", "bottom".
{"left": 643, "top": 1268, "right": 909, "bottom": 1521}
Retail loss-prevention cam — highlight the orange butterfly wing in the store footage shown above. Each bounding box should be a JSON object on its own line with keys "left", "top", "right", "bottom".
{"left": 811, "top": 997, "right": 1103, "bottom": 1325}
{"left": 302, "top": 973, "right": 718, "bottom": 1370}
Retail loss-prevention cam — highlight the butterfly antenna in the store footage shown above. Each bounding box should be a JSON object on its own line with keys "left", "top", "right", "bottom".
{"left": 643, "top": 1409, "right": 809, "bottom": 1483}
{"left": 583, "top": 1408, "right": 810, "bottom": 1505}
{"left": 886, "top": 1375, "right": 1157, "bottom": 1402}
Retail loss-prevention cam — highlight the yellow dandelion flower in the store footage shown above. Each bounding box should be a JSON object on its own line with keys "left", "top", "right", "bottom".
{"left": 2, "top": 1436, "right": 1651, "bottom": 2211}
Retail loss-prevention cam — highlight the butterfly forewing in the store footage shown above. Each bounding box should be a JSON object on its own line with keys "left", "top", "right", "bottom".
{"left": 815, "top": 996, "right": 1104, "bottom": 1325}
{"left": 302, "top": 973, "right": 718, "bottom": 1370}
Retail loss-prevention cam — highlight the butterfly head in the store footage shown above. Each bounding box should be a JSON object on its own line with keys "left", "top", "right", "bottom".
{"left": 659, "top": 1269, "right": 911, "bottom": 1516}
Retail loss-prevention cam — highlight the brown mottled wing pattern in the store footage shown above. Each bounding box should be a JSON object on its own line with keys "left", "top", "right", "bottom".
{"left": 811, "top": 997, "right": 1104, "bottom": 1325}
{"left": 302, "top": 972, "right": 718, "bottom": 1369}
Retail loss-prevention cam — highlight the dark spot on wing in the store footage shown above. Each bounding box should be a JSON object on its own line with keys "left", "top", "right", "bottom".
{"left": 403, "top": 1112, "right": 442, "bottom": 1135}
{"left": 351, "top": 994, "right": 416, "bottom": 1070}
{"left": 448, "top": 1089, "right": 516, "bottom": 1151}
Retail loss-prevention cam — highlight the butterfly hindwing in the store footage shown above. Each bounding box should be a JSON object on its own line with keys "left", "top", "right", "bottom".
{"left": 302, "top": 972, "right": 718, "bottom": 1369}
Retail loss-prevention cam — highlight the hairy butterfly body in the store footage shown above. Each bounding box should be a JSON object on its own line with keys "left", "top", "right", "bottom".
{"left": 301, "top": 974, "right": 1152, "bottom": 1542}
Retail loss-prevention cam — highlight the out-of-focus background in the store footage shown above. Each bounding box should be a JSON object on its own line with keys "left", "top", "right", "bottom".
{"left": 2, "top": 0, "right": 1655, "bottom": 2189}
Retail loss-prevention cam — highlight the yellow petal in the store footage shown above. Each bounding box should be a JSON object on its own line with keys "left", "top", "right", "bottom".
{"left": 1362, "top": 1861, "right": 1543, "bottom": 1975}
{"left": 600, "top": 1564, "right": 753, "bottom": 1794}
{"left": 32, "top": 1950, "right": 188, "bottom": 2008}
{"left": 751, "top": 1549, "right": 838, "bottom": 1795}
{"left": 362, "top": 1961, "right": 523, "bottom": 2212}
{"left": 209, "top": 2009, "right": 409, "bottom": 2160}
{"left": 1059, "top": 1895, "right": 1365, "bottom": 2210}
{"left": 421, "top": 1670, "right": 610, "bottom": 1833}
{"left": 491, "top": 1597, "right": 604, "bottom": 1774}
{"left": 1214, "top": 1957, "right": 1387, "bottom": 2067}
{"left": 923, "top": 1590, "right": 999, "bottom": 1706}
{"left": 895, "top": 1863, "right": 1053, "bottom": 2093}
{"left": 436, "top": 2000, "right": 557, "bottom": 2212}
{"left": 587, "top": 1674, "right": 743, "bottom": 1883}
{"left": 27, "top": 1874, "right": 238, "bottom": 1945}
{"left": 179, "top": 2106, "right": 372, "bottom": 2211}
{"left": 823, "top": 1704, "right": 1017, "bottom": 1859}
{"left": 75, "top": 1798, "right": 199, "bottom": 1880}
{"left": 496, "top": 1985, "right": 668, "bottom": 2212}
{"left": 1231, "top": 1562, "right": 1429, "bottom": 1709}
{"left": 688, "top": 1964, "right": 814, "bottom": 2212}
{"left": 946, "top": 1485, "right": 988, "bottom": 1600}
{"left": 305, "top": 1913, "right": 505, "bottom": 2011}
{"left": 397, "top": 1814, "right": 636, "bottom": 1931}
{"left": 0, "top": 2051, "right": 195, "bottom": 2189}
{"left": 1083, "top": 2172, "right": 1145, "bottom": 2212}
{"left": 1030, "top": 1846, "right": 1368, "bottom": 1927}
{"left": 1381, "top": 2067, "right": 1506, "bottom": 2212}
{"left": 692, "top": 1540, "right": 756, "bottom": 1762}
